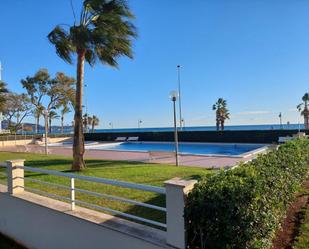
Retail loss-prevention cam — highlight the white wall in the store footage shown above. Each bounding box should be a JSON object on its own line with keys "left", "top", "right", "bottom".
{"left": 0, "top": 192, "right": 168, "bottom": 249}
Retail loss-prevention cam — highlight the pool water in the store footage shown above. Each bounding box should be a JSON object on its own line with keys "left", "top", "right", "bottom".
{"left": 89, "top": 142, "right": 265, "bottom": 156}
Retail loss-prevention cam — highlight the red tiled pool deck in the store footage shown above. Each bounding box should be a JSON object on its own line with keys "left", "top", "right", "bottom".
{"left": 48, "top": 147, "right": 256, "bottom": 169}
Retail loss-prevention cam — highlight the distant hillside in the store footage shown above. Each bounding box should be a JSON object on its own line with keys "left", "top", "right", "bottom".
{"left": 1, "top": 120, "right": 73, "bottom": 133}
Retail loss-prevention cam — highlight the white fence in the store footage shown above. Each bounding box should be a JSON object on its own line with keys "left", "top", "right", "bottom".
{"left": 0, "top": 159, "right": 197, "bottom": 249}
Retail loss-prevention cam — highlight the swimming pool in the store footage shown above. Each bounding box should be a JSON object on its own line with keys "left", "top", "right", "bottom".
{"left": 87, "top": 142, "right": 267, "bottom": 157}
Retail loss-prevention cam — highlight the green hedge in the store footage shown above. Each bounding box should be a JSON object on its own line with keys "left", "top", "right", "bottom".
{"left": 185, "top": 139, "right": 309, "bottom": 249}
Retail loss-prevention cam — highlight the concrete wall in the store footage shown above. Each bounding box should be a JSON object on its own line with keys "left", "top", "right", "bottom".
{"left": 0, "top": 139, "right": 33, "bottom": 147}
{"left": 0, "top": 192, "right": 167, "bottom": 249}
{"left": 0, "top": 137, "right": 71, "bottom": 147}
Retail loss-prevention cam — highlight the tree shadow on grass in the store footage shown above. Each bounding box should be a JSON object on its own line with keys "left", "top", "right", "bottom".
{"left": 111, "top": 194, "right": 167, "bottom": 230}
{"left": 24, "top": 158, "right": 146, "bottom": 170}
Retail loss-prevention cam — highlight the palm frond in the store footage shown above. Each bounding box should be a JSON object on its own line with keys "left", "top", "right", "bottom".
{"left": 48, "top": 26, "right": 74, "bottom": 64}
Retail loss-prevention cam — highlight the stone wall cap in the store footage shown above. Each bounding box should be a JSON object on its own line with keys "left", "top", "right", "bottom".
{"left": 6, "top": 159, "right": 25, "bottom": 163}
{"left": 164, "top": 177, "right": 197, "bottom": 188}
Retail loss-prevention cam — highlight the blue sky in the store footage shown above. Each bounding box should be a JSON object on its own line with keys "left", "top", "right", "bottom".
{"left": 0, "top": 0, "right": 308, "bottom": 128}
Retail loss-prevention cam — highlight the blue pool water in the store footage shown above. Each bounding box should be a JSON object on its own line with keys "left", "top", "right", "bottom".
{"left": 89, "top": 142, "right": 265, "bottom": 156}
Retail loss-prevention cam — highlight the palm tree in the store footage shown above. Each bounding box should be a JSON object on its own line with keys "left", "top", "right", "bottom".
{"left": 91, "top": 115, "right": 99, "bottom": 132}
{"left": 48, "top": 110, "right": 60, "bottom": 133}
{"left": 48, "top": 0, "right": 137, "bottom": 170}
{"left": 0, "top": 81, "right": 9, "bottom": 110}
{"left": 83, "top": 114, "right": 90, "bottom": 132}
{"left": 60, "top": 105, "right": 71, "bottom": 134}
{"left": 212, "top": 98, "right": 230, "bottom": 131}
{"left": 32, "top": 105, "right": 44, "bottom": 133}
{"left": 297, "top": 93, "right": 309, "bottom": 129}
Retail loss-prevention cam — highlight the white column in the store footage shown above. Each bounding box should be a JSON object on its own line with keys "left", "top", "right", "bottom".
{"left": 164, "top": 177, "right": 197, "bottom": 249}
{"left": 71, "top": 178, "right": 75, "bottom": 211}
{"left": 6, "top": 159, "right": 25, "bottom": 195}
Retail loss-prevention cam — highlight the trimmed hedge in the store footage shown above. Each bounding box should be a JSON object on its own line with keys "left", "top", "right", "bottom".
{"left": 185, "top": 139, "right": 309, "bottom": 249}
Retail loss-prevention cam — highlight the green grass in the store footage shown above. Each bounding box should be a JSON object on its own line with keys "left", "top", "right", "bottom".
{"left": 0, "top": 152, "right": 213, "bottom": 226}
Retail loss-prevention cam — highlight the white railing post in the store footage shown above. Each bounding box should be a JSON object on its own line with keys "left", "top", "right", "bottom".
{"left": 6, "top": 159, "right": 25, "bottom": 195}
{"left": 71, "top": 178, "right": 75, "bottom": 210}
{"left": 165, "top": 177, "right": 197, "bottom": 249}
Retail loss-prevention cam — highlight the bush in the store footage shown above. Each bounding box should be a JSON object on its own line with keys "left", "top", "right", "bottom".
{"left": 185, "top": 139, "right": 309, "bottom": 249}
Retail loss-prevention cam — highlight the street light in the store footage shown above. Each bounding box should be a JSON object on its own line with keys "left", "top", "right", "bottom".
{"left": 169, "top": 90, "right": 179, "bottom": 166}
{"left": 43, "top": 110, "right": 49, "bottom": 155}
{"left": 279, "top": 112, "right": 282, "bottom": 129}
{"left": 138, "top": 119, "right": 142, "bottom": 129}
{"left": 84, "top": 84, "right": 88, "bottom": 116}
{"left": 177, "top": 65, "right": 183, "bottom": 130}
{"left": 181, "top": 118, "right": 185, "bottom": 129}
{"left": 109, "top": 122, "right": 114, "bottom": 129}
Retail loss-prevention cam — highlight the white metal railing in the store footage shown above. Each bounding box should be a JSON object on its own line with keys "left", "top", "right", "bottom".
{"left": 1, "top": 160, "right": 197, "bottom": 249}
{"left": 0, "top": 163, "right": 166, "bottom": 228}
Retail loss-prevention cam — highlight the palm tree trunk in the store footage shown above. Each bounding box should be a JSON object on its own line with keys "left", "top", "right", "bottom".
{"left": 220, "top": 120, "right": 224, "bottom": 131}
{"left": 92, "top": 123, "right": 94, "bottom": 133}
{"left": 304, "top": 108, "right": 309, "bottom": 130}
{"left": 61, "top": 116, "right": 64, "bottom": 134}
{"left": 72, "top": 49, "right": 86, "bottom": 171}
{"left": 49, "top": 118, "right": 52, "bottom": 134}
{"left": 216, "top": 117, "right": 219, "bottom": 131}
{"left": 36, "top": 115, "right": 39, "bottom": 134}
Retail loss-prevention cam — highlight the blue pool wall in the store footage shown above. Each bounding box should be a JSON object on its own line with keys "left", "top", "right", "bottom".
{"left": 84, "top": 129, "right": 307, "bottom": 144}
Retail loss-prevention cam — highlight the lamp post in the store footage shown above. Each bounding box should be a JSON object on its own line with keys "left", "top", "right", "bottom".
{"left": 170, "top": 90, "right": 179, "bottom": 166}
{"left": 279, "top": 112, "right": 282, "bottom": 129}
{"left": 84, "top": 84, "right": 88, "bottom": 116}
{"left": 44, "top": 110, "right": 49, "bottom": 155}
{"left": 181, "top": 118, "right": 185, "bottom": 129}
{"left": 177, "top": 65, "right": 183, "bottom": 130}
{"left": 109, "top": 122, "right": 114, "bottom": 129}
{"left": 138, "top": 119, "right": 142, "bottom": 129}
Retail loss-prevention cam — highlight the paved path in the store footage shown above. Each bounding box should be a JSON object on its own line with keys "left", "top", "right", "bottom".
{"left": 48, "top": 147, "right": 254, "bottom": 169}
{"left": 0, "top": 145, "right": 255, "bottom": 169}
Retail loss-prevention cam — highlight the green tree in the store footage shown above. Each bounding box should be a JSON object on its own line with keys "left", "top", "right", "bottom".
{"left": 82, "top": 113, "right": 94, "bottom": 133}
{"left": 297, "top": 92, "right": 309, "bottom": 129}
{"left": 83, "top": 113, "right": 89, "bottom": 132}
{"left": 21, "top": 69, "right": 75, "bottom": 133}
{"left": 21, "top": 69, "right": 50, "bottom": 133}
{"left": 0, "top": 81, "right": 9, "bottom": 111}
{"left": 48, "top": 0, "right": 137, "bottom": 170}
{"left": 2, "top": 93, "right": 32, "bottom": 131}
{"left": 212, "top": 98, "right": 230, "bottom": 131}
{"left": 48, "top": 110, "right": 60, "bottom": 133}
{"left": 32, "top": 105, "right": 44, "bottom": 132}
{"left": 91, "top": 115, "right": 99, "bottom": 132}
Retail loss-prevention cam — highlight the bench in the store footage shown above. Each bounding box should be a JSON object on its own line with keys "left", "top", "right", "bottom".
{"left": 115, "top": 137, "right": 127, "bottom": 142}
{"left": 127, "top": 136, "right": 139, "bottom": 142}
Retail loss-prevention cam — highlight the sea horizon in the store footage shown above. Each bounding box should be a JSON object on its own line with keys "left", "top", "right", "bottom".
{"left": 94, "top": 123, "right": 305, "bottom": 133}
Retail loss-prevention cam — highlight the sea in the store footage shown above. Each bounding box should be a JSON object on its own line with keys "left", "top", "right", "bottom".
{"left": 94, "top": 124, "right": 305, "bottom": 133}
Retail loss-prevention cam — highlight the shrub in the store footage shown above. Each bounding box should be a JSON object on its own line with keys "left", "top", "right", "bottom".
{"left": 185, "top": 139, "right": 309, "bottom": 249}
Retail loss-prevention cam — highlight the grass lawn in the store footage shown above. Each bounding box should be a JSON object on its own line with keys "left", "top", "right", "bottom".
{"left": 0, "top": 152, "right": 213, "bottom": 226}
